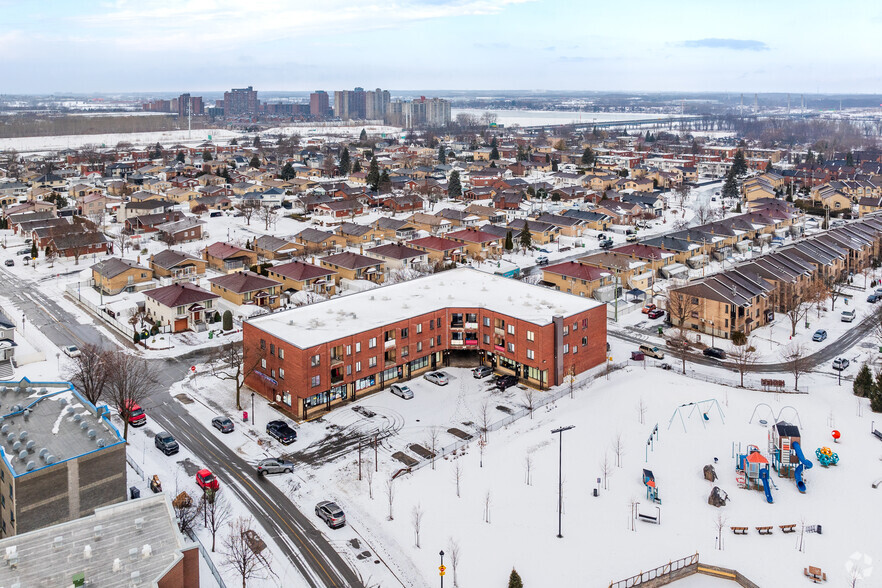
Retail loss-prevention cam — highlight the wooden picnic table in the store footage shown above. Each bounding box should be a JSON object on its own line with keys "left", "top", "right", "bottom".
{"left": 804, "top": 566, "right": 826, "bottom": 583}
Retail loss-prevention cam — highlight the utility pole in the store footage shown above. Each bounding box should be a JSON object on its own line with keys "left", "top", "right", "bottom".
{"left": 551, "top": 425, "right": 575, "bottom": 538}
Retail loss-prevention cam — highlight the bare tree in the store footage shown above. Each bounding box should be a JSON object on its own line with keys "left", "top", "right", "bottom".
{"left": 693, "top": 201, "right": 716, "bottom": 224}
{"left": 411, "top": 504, "right": 424, "bottom": 548}
{"left": 781, "top": 342, "right": 809, "bottom": 391}
{"left": 173, "top": 489, "right": 200, "bottom": 537}
{"left": 637, "top": 397, "right": 647, "bottom": 425}
{"left": 665, "top": 290, "right": 698, "bottom": 372}
{"left": 114, "top": 230, "right": 129, "bottom": 258}
{"left": 600, "top": 452, "right": 613, "bottom": 490}
{"left": 612, "top": 432, "right": 625, "bottom": 468}
{"left": 426, "top": 427, "right": 439, "bottom": 470}
{"left": 65, "top": 342, "right": 110, "bottom": 405}
{"left": 364, "top": 457, "right": 374, "bottom": 499}
{"left": 453, "top": 460, "right": 463, "bottom": 498}
{"left": 479, "top": 401, "right": 491, "bottom": 441}
{"left": 483, "top": 490, "right": 492, "bottom": 523}
{"left": 713, "top": 512, "right": 728, "bottom": 551}
{"left": 386, "top": 476, "right": 396, "bottom": 520}
{"left": 828, "top": 277, "right": 847, "bottom": 311}
{"left": 210, "top": 341, "right": 265, "bottom": 410}
{"left": 223, "top": 516, "right": 271, "bottom": 588}
{"left": 522, "top": 387, "right": 535, "bottom": 419}
{"left": 477, "top": 435, "right": 486, "bottom": 468}
{"left": 235, "top": 199, "right": 260, "bottom": 226}
{"left": 202, "top": 492, "right": 232, "bottom": 552}
{"left": 524, "top": 453, "right": 533, "bottom": 486}
{"left": 105, "top": 352, "right": 156, "bottom": 440}
{"left": 730, "top": 338, "right": 759, "bottom": 387}
{"left": 448, "top": 538, "right": 461, "bottom": 587}
{"left": 782, "top": 291, "right": 813, "bottom": 337}
{"left": 257, "top": 203, "right": 278, "bottom": 230}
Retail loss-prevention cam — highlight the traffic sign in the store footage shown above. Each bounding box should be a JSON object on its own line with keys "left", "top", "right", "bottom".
{"left": 439, "top": 565, "right": 446, "bottom": 575}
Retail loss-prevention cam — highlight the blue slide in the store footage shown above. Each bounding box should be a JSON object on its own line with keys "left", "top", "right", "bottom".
{"left": 759, "top": 468, "right": 773, "bottom": 503}
{"left": 792, "top": 442, "right": 813, "bottom": 494}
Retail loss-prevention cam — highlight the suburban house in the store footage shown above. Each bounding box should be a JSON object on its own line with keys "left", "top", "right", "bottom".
{"left": 320, "top": 251, "right": 386, "bottom": 285}
{"left": 155, "top": 216, "right": 205, "bottom": 244}
{"left": 373, "top": 217, "right": 417, "bottom": 241}
{"left": 445, "top": 228, "right": 504, "bottom": 259}
{"left": 314, "top": 199, "right": 364, "bottom": 220}
{"left": 118, "top": 199, "right": 174, "bottom": 222}
{"left": 505, "top": 219, "right": 559, "bottom": 245}
{"left": 202, "top": 242, "right": 258, "bottom": 272}
{"left": 266, "top": 260, "right": 337, "bottom": 296}
{"left": 336, "top": 222, "right": 385, "bottom": 246}
{"left": 365, "top": 243, "right": 429, "bottom": 271}
{"left": 253, "top": 235, "right": 299, "bottom": 260}
{"left": 209, "top": 271, "right": 283, "bottom": 310}
{"left": 124, "top": 211, "right": 185, "bottom": 235}
{"left": 91, "top": 257, "right": 153, "bottom": 295}
{"left": 143, "top": 282, "right": 219, "bottom": 333}
{"left": 541, "top": 261, "right": 612, "bottom": 298}
{"left": 292, "top": 227, "right": 347, "bottom": 254}
{"left": 408, "top": 235, "right": 466, "bottom": 263}
{"left": 149, "top": 249, "right": 206, "bottom": 283}
{"left": 49, "top": 230, "right": 110, "bottom": 259}
{"left": 406, "top": 212, "right": 452, "bottom": 234}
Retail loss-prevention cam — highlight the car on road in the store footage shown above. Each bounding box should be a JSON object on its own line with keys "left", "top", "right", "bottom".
{"left": 3, "top": 260, "right": 12, "bottom": 267}
{"left": 626, "top": 234, "right": 638, "bottom": 243}
{"left": 424, "top": 371, "right": 449, "bottom": 386}
{"left": 315, "top": 501, "right": 346, "bottom": 529}
{"left": 600, "top": 239, "right": 614, "bottom": 250}
{"left": 16, "top": 248, "right": 29, "bottom": 256}
{"left": 495, "top": 374, "right": 518, "bottom": 390}
{"left": 647, "top": 309, "right": 665, "bottom": 319}
{"left": 211, "top": 416, "right": 235, "bottom": 433}
{"left": 641, "top": 304, "right": 657, "bottom": 314}
{"left": 536, "top": 255, "right": 549, "bottom": 266}
{"left": 472, "top": 365, "right": 493, "bottom": 379}
{"left": 868, "top": 294, "right": 880, "bottom": 304}
{"left": 812, "top": 329, "right": 828, "bottom": 342}
{"left": 256, "top": 458, "right": 295, "bottom": 476}
{"left": 390, "top": 384, "right": 414, "bottom": 399}
{"left": 62, "top": 345, "right": 81, "bottom": 358}
{"left": 841, "top": 310, "right": 856, "bottom": 323}
{"left": 638, "top": 344, "right": 665, "bottom": 359}
{"left": 875, "top": 288, "right": 882, "bottom": 297}
{"left": 703, "top": 347, "right": 727, "bottom": 360}
{"left": 266, "top": 420, "right": 297, "bottom": 444}
{"left": 119, "top": 401, "right": 147, "bottom": 427}
{"left": 832, "top": 358, "right": 850, "bottom": 371}
{"left": 195, "top": 468, "right": 220, "bottom": 492}
{"left": 154, "top": 431, "right": 179, "bottom": 455}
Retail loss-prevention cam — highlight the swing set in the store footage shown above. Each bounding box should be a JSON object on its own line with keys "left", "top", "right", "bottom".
{"left": 668, "top": 399, "right": 726, "bottom": 433}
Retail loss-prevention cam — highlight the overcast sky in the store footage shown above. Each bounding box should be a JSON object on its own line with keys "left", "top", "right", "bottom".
{"left": 3, "top": 0, "right": 881, "bottom": 95}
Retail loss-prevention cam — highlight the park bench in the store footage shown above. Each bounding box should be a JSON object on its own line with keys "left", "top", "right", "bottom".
{"left": 780, "top": 524, "right": 796, "bottom": 534}
{"left": 804, "top": 566, "right": 826, "bottom": 583}
{"left": 730, "top": 526, "right": 748, "bottom": 535}
{"left": 756, "top": 526, "right": 773, "bottom": 535}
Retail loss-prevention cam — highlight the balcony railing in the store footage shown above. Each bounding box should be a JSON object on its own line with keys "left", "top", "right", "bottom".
{"left": 465, "top": 339, "right": 478, "bottom": 346}
{"left": 494, "top": 344, "right": 505, "bottom": 352}
{"left": 450, "top": 339, "right": 464, "bottom": 346}
{"left": 384, "top": 339, "right": 396, "bottom": 349}
{"left": 494, "top": 327, "right": 505, "bottom": 337}
{"left": 464, "top": 322, "right": 478, "bottom": 329}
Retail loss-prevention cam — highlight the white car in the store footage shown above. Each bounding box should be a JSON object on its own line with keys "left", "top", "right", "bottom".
{"left": 424, "top": 371, "right": 449, "bottom": 386}
{"left": 62, "top": 345, "right": 81, "bottom": 358}
{"left": 390, "top": 384, "right": 414, "bottom": 399}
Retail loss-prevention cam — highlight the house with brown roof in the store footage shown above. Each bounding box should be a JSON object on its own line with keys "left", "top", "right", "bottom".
{"left": 406, "top": 212, "right": 452, "bottom": 235}
{"left": 209, "top": 271, "right": 283, "bottom": 309}
{"left": 292, "top": 227, "right": 347, "bottom": 254}
{"left": 373, "top": 217, "right": 417, "bottom": 241}
{"left": 202, "top": 242, "right": 258, "bottom": 272}
{"left": 364, "top": 243, "right": 429, "bottom": 271}
{"left": 445, "top": 228, "right": 503, "bottom": 259}
{"left": 49, "top": 230, "right": 110, "bottom": 259}
{"left": 541, "top": 262, "right": 612, "bottom": 298}
{"left": 252, "top": 235, "right": 299, "bottom": 260}
{"left": 91, "top": 258, "right": 153, "bottom": 295}
{"left": 143, "top": 282, "right": 219, "bottom": 333}
{"left": 155, "top": 216, "right": 205, "bottom": 244}
{"left": 335, "top": 222, "right": 385, "bottom": 246}
{"left": 408, "top": 235, "right": 466, "bottom": 263}
{"left": 266, "top": 259, "right": 336, "bottom": 296}
{"left": 320, "top": 251, "right": 385, "bottom": 285}
{"left": 314, "top": 199, "right": 364, "bottom": 220}
{"left": 149, "top": 249, "right": 206, "bottom": 283}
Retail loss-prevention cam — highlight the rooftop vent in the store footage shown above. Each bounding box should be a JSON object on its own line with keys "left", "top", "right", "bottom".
{"left": 141, "top": 544, "right": 152, "bottom": 559}
{"left": 18, "top": 431, "right": 26, "bottom": 441}
{"left": 66, "top": 407, "right": 75, "bottom": 415}
{"left": 25, "top": 461, "right": 34, "bottom": 472}
{"left": 17, "top": 450, "right": 27, "bottom": 462}
{"left": 128, "top": 547, "right": 138, "bottom": 561}
{"left": 96, "top": 438, "right": 106, "bottom": 448}
{"left": 80, "top": 421, "right": 89, "bottom": 431}
{"left": 46, "top": 455, "right": 56, "bottom": 464}
{"left": 88, "top": 430, "right": 96, "bottom": 439}
{"left": 73, "top": 414, "right": 83, "bottom": 423}
{"left": 12, "top": 441, "right": 21, "bottom": 452}
{"left": 25, "top": 440, "right": 34, "bottom": 452}
{"left": 134, "top": 518, "right": 144, "bottom": 530}
{"left": 0, "top": 425, "right": 7, "bottom": 435}
{"left": 6, "top": 433, "right": 15, "bottom": 444}
{"left": 130, "top": 570, "right": 141, "bottom": 584}
{"left": 83, "top": 544, "right": 92, "bottom": 559}
{"left": 93, "top": 525, "right": 102, "bottom": 540}
{"left": 38, "top": 388, "right": 47, "bottom": 395}
{"left": 22, "top": 409, "right": 29, "bottom": 421}
{"left": 112, "top": 557, "right": 121, "bottom": 572}
{"left": 58, "top": 398, "right": 67, "bottom": 407}
{"left": 38, "top": 448, "right": 48, "bottom": 461}
{"left": 53, "top": 536, "right": 63, "bottom": 550}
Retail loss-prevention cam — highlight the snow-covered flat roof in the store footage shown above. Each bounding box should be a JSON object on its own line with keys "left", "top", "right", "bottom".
{"left": 248, "top": 267, "right": 602, "bottom": 348}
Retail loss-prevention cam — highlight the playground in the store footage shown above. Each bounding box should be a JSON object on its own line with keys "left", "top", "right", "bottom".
{"left": 311, "top": 365, "right": 880, "bottom": 588}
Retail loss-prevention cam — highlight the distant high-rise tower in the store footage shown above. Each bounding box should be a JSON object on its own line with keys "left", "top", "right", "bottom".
{"left": 223, "top": 86, "right": 259, "bottom": 115}
{"left": 310, "top": 91, "right": 329, "bottom": 117}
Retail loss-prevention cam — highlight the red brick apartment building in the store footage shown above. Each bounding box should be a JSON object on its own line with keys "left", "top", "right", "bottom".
{"left": 244, "top": 268, "right": 607, "bottom": 419}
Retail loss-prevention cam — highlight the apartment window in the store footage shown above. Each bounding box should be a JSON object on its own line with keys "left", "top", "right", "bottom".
{"left": 582, "top": 336, "right": 588, "bottom": 347}
{"left": 269, "top": 343, "right": 275, "bottom": 356}
{"left": 278, "top": 348, "right": 284, "bottom": 360}
{"left": 311, "top": 375, "right": 320, "bottom": 388}
{"left": 356, "top": 361, "right": 362, "bottom": 373}
{"left": 527, "top": 349, "right": 535, "bottom": 360}
{"left": 507, "top": 324, "right": 515, "bottom": 335}
{"left": 416, "top": 324, "right": 422, "bottom": 334}
{"left": 507, "top": 342, "right": 514, "bottom": 353}
{"left": 563, "top": 343, "right": 569, "bottom": 354}
{"left": 311, "top": 354, "right": 320, "bottom": 367}
{"left": 430, "top": 319, "right": 435, "bottom": 330}
{"left": 563, "top": 326, "right": 569, "bottom": 336}
{"left": 261, "top": 358, "right": 267, "bottom": 369}
{"left": 582, "top": 319, "right": 588, "bottom": 329}
{"left": 279, "top": 368, "right": 285, "bottom": 380}
{"left": 346, "top": 345, "right": 351, "bottom": 356}
{"left": 401, "top": 328, "right": 409, "bottom": 339}
{"left": 484, "top": 334, "right": 490, "bottom": 344}
{"left": 572, "top": 345, "right": 578, "bottom": 354}
{"left": 430, "top": 338, "right": 435, "bottom": 348}
{"left": 402, "top": 346, "right": 409, "bottom": 358}
{"left": 494, "top": 318, "right": 505, "bottom": 329}
{"left": 483, "top": 317, "right": 491, "bottom": 327}
{"left": 271, "top": 369, "right": 275, "bottom": 378}
{"left": 260, "top": 339, "right": 266, "bottom": 350}
{"left": 356, "top": 342, "right": 361, "bottom": 353}
{"left": 417, "top": 341, "right": 423, "bottom": 352}
{"left": 573, "top": 322, "right": 578, "bottom": 331}
{"left": 437, "top": 335, "right": 442, "bottom": 346}
{"left": 526, "top": 330, "right": 535, "bottom": 342}
{"left": 369, "top": 356, "right": 377, "bottom": 368}
{"left": 346, "top": 365, "right": 352, "bottom": 376}
{"left": 369, "top": 337, "right": 377, "bottom": 348}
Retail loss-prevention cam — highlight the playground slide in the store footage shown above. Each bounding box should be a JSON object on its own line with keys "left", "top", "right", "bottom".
{"left": 759, "top": 469, "right": 773, "bottom": 503}
{"left": 792, "top": 442, "right": 814, "bottom": 470}
{"left": 792, "top": 442, "right": 813, "bottom": 494}
{"left": 794, "top": 464, "right": 807, "bottom": 493}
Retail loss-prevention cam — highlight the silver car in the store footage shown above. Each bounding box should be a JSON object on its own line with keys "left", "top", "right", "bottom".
{"left": 424, "top": 371, "right": 449, "bottom": 386}
{"left": 256, "top": 458, "right": 295, "bottom": 476}
{"left": 315, "top": 501, "right": 346, "bottom": 528}
{"left": 390, "top": 384, "right": 414, "bottom": 399}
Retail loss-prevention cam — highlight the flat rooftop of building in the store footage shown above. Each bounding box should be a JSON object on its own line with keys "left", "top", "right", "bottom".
{"left": 0, "top": 493, "right": 191, "bottom": 587}
{"left": 247, "top": 267, "right": 603, "bottom": 348}
{"left": 0, "top": 379, "right": 124, "bottom": 477}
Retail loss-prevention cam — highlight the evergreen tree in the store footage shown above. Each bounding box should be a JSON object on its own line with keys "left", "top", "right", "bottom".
{"left": 545, "top": 154, "right": 550, "bottom": 164}
{"left": 518, "top": 220, "right": 532, "bottom": 250}
{"left": 339, "top": 147, "right": 351, "bottom": 175}
{"left": 508, "top": 568, "right": 524, "bottom": 588}
{"left": 766, "top": 159, "right": 773, "bottom": 172}
{"left": 722, "top": 170, "right": 739, "bottom": 200}
{"left": 846, "top": 151, "right": 854, "bottom": 167}
{"left": 249, "top": 155, "right": 261, "bottom": 168}
{"left": 366, "top": 156, "right": 380, "bottom": 191}
{"left": 379, "top": 169, "right": 390, "bottom": 190}
{"left": 280, "top": 162, "right": 295, "bottom": 180}
{"left": 175, "top": 151, "right": 185, "bottom": 163}
{"left": 735, "top": 202, "right": 742, "bottom": 213}
{"left": 353, "top": 159, "right": 362, "bottom": 173}
{"left": 438, "top": 145, "right": 446, "bottom": 165}
{"left": 806, "top": 149, "right": 815, "bottom": 165}
{"left": 490, "top": 145, "right": 499, "bottom": 160}
{"left": 359, "top": 128, "right": 367, "bottom": 142}
{"left": 489, "top": 160, "right": 497, "bottom": 168}
{"left": 732, "top": 150, "right": 748, "bottom": 176}
{"left": 448, "top": 171, "right": 462, "bottom": 199}
{"left": 504, "top": 230, "right": 514, "bottom": 251}
{"left": 203, "top": 150, "right": 213, "bottom": 161}
{"left": 222, "top": 310, "right": 233, "bottom": 331}
{"left": 854, "top": 364, "right": 873, "bottom": 397}
{"left": 152, "top": 142, "right": 163, "bottom": 159}
{"left": 253, "top": 135, "right": 261, "bottom": 148}
{"left": 871, "top": 371, "right": 882, "bottom": 413}
{"left": 30, "top": 242, "right": 37, "bottom": 258}
{"left": 817, "top": 152, "right": 825, "bottom": 165}
{"left": 490, "top": 137, "right": 498, "bottom": 149}
{"left": 581, "top": 147, "right": 594, "bottom": 166}
{"left": 527, "top": 186, "right": 536, "bottom": 197}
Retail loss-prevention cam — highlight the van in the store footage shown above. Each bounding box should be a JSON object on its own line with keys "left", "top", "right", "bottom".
{"left": 638, "top": 344, "right": 665, "bottom": 359}
{"left": 536, "top": 255, "right": 549, "bottom": 266}
{"left": 210, "top": 211, "right": 223, "bottom": 217}
{"left": 841, "top": 310, "right": 856, "bottom": 323}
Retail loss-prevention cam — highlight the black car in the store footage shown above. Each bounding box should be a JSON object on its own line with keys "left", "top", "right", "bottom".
{"left": 703, "top": 347, "right": 727, "bottom": 360}
{"left": 266, "top": 420, "right": 297, "bottom": 445}
{"left": 154, "top": 431, "right": 179, "bottom": 455}
{"left": 599, "top": 239, "right": 614, "bottom": 250}
{"left": 869, "top": 294, "right": 880, "bottom": 304}
{"left": 495, "top": 374, "right": 518, "bottom": 390}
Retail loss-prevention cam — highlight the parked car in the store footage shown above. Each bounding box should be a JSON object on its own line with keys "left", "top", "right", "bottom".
{"left": 647, "top": 309, "right": 665, "bottom": 319}
{"left": 600, "top": 239, "right": 614, "bottom": 250}
{"left": 119, "top": 401, "right": 147, "bottom": 427}
{"left": 195, "top": 468, "right": 220, "bottom": 492}
{"left": 266, "top": 420, "right": 297, "bottom": 444}
{"left": 703, "top": 347, "right": 727, "bottom": 360}
{"left": 841, "top": 310, "right": 856, "bottom": 323}
{"left": 626, "top": 234, "right": 638, "bottom": 243}
{"left": 641, "top": 304, "right": 657, "bottom": 314}
{"left": 812, "top": 329, "right": 828, "bottom": 342}
{"left": 256, "top": 458, "right": 295, "bottom": 476}
{"left": 868, "top": 294, "right": 879, "bottom": 304}
{"left": 536, "top": 255, "right": 549, "bottom": 266}
{"left": 16, "top": 248, "right": 29, "bottom": 256}
{"left": 832, "top": 358, "right": 850, "bottom": 371}
{"left": 62, "top": 345, "right": 81, "bottom": 357}
{"left": 209, "top": 211, "right": 223, "bottom": 217}
{"left": 639, "top": 345, "right": 665, "bottom": 359}
{"left": 154, "top": 431, "right": 179, "bottom": 455}
{"left": 875, "top": 288, "right": 882, "bottom": 297}
{"left": 472, "top": 365, "right": 493, "bottom": 379}
{"left": 211, "top": 416, "right": 235, "bottom": 433}
{"left": 390, "top": 384, "right": 414, "bottom": 399}
{"left": 3, "top": 260, "right": 12, "bottom": 267}
{"left": 315, "top": 501, "right": 346, "bottom": 529}
{"left": 596, "top": 233, "right": 607, "bottom": 240}
{"left": 424, "top": 371, "right": 449, "bottom": 386}
{"left": 495, "top": 374, "right": 518, "bottom": 390}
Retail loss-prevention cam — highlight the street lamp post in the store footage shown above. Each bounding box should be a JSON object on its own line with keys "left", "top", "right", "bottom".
{"left": 439, "top": 550, "right": 445, "bottom": 588}
{"left": 251, "top": 392, "right": 255, "bottom": 426}
{"left": 551, "top": 425, "right": 575, "bottom": 538}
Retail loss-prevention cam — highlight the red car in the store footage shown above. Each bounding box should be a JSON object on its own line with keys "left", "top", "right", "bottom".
{"left": 641, "top": 304, "right": 656, "bottom": 314}
{"left": 647, "top": 309, "right": 665, "bottom": 319}
{"left": 119, "top": 401, "right": 147, "bottom": 427}
{"left": 196, "top": 469, "right": 220, "bottom": 492}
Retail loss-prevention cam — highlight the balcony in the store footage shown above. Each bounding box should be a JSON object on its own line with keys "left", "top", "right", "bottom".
{"left": 464, "top": 322, "right": 478, "bottom": 329}
{"left": 450, "top": 339, "right": 464, "bottom": 346}
{"left": 384, "top": 339, "right": 396, "bottom": 349}
{"left": 494, "top": 344, "right": 505, "bottom": 353}
{"left": 330, "top": 355, "right": 344, "bottom": 367}
{"left": 494, "top": 327, "right": 505, "bottom": 337}
{"left": 465, "top": 339, "right": 478, "bottom": 346}
{"left": 450, "top": 322, "right": 464, "bottom": 329}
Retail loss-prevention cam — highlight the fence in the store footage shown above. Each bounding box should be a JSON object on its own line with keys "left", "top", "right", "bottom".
{"left": 410, "top": 362, "right": 627, "bottom": 472}
{"left": 679, "top": 368, "right": 809, "bottom": 394}
{"left": 64, "top": 283, "right": 136, "bottom": 338}
{"left": 125, "top": 453, "right": 145, "bottom": 481}
{"left": 185, "top": 529, "right": 228, "bottom": 588}
{"left": 608, "top": 553, "right": 760, "bottom": 588}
